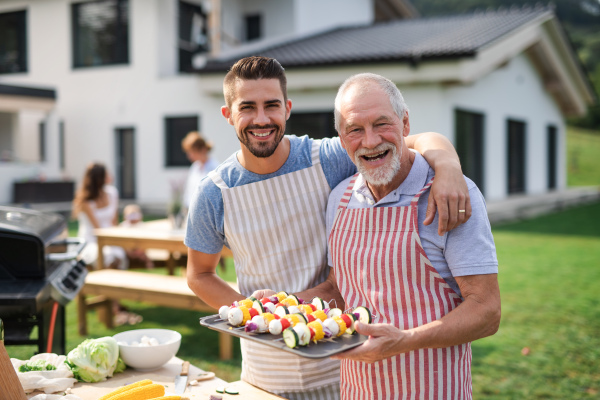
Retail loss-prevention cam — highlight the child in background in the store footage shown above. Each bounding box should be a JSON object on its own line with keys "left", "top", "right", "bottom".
{"left": 120, "top": 204, "right": 154, "bottom": 269}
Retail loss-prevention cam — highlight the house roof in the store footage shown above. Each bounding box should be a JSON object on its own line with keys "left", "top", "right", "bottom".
{"left": 0, "top": 83, "right": 57, "bottom": 113}
{"left": 199, "top": 6, "right": 555, "bottom": 71}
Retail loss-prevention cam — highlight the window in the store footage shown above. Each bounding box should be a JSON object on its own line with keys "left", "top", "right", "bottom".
{"left": 455, "top": 109, "right": 485, "bottom": 194}
{"left": 116, "top": 127, "right": 136, "bottom": 199}
{"left": 165, "top": 116, "right": 198, "bottom": 166}
{"left": 72, "top": 0, "right": 129, "bottom": 68}
{"left": 39, "top": 122, "right": 46, "bottom": 162}
{"left": 245, "top": 14, "right": 261, "bottom": 42}
{"left": 59, "top": 121, "right": 65, "bottom": 169}
{"left": 286, "top": 111, "right": 336, "bottom": 140}
{"left": 179, "top": 1, "right": 209, "bottom": 73}
{"left": 547, "top": 125, "right": 557, "bottom": 190}
{"left": 507, "top": 119, "right": 526, "bottom": 194}
{"left": 0, "top": 10, "right": 27, "bottom": 74}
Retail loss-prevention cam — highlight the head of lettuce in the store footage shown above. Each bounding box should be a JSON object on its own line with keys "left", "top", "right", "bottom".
{"left": 65, "top": 336, "right": 126, "bottom": 382}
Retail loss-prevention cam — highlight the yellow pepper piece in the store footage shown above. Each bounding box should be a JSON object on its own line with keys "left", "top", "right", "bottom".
{"left": 275, "top": 292, "right": 288, "bottom": 302}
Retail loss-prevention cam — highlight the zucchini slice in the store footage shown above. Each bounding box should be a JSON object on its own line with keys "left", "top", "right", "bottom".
{"left": 215, "top": 386, "right": 225, "bottom": 393}
{"left": 311, "top": 297, "right": 326, "bottom": 310}
{"left": 252, "top": 300, "right": 265, "bottom": 314}
{"left": 327, "top": 308, "right": 343, "bottom": 318}
{"left": 225, "top": 387, "right": 239, "bottom": 395}
{"left": 294, "top": 312, "right": 308, "bottom": 324}
{"left": 353, "top": 306, "right": 373, "bottom": 324}
{"left": 274, "top": 305, "right": 289, "bottom": 318}
{"left": 283, "top": 327, "right": 299, "bottom": 348}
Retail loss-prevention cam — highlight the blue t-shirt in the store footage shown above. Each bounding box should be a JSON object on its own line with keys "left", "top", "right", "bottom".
{"left": 185, "top": 135, "right": 357, "bottom": 254}
{"left": 325, "top": 151, "right": 498, "bottom": 297}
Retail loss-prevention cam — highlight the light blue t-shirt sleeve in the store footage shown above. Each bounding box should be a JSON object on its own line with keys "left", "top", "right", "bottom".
{"left": 319, "top": 137, "right": 357, "bottom": 190}
{"left": 184, "top": 175, "right": 227, "bottom": 254}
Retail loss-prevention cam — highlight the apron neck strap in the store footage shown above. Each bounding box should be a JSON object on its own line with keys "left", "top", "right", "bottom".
{"left": 337, "top": 173, "right": 360, "bottom": 211}
{"left": 208, "top": 170, "right": 229, "bottom": 190}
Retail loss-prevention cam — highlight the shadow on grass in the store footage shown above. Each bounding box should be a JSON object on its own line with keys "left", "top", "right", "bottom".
{"left": 492, "top": 201, "right": 600, "bottom": 238}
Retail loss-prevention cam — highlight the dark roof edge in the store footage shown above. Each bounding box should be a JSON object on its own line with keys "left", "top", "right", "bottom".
{"left": 198, "top": 51, "right": 478, "bottom": 74}
{"left": 0, "top": 84, "right": 57, "bottom": 99}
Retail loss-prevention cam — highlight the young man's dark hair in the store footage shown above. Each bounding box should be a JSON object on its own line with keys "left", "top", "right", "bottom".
{"left": 223, "top": 56, "right": 287, "bottom": 107}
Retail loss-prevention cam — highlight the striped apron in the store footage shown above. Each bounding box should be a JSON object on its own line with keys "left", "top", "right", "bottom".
{"left": 329, "top": 175, "right": 472, "bottom": 399}
{"left": 209, "top": 140, "right": 341, "bottom": 400}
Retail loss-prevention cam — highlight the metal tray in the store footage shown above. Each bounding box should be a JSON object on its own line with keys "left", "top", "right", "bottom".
{"left": 199, "top": 314, "right": 368, "bottom": 359}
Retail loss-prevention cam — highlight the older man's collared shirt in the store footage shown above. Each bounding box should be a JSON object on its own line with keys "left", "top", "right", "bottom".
{"left": 325, "top": 151, "right": 498, "bottom": 297}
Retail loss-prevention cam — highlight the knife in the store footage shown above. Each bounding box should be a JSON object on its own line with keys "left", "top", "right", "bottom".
{"left": 174, "top": 360, "right": 190, "bottom": 395}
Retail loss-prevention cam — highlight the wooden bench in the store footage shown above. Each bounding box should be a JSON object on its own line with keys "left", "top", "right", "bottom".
{"left": 77, "top": 269, "right": 237, "bottom": 360}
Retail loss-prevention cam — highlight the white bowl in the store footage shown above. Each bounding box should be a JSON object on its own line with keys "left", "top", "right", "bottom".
{"left": 113, "top": 329, "right": 181, "bottom": 371}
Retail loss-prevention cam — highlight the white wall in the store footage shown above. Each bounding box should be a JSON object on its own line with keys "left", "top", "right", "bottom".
{"left": 445, "top": 54, "right": 564, "bottom": 201}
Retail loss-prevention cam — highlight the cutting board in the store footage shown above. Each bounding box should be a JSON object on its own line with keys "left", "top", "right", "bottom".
{"left": 30, "top": 357, "right": 287, "bottom": 400}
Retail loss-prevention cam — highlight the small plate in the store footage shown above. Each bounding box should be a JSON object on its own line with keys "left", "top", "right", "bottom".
{"left": 199, "top": 314, "right": 367, "bottom": 359}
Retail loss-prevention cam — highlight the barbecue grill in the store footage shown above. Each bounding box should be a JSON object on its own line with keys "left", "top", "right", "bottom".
{"left": 0, "top": 206, "right": 87, "bottom": 355}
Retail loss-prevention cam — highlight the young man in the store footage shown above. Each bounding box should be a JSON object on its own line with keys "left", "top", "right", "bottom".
{"left": 319, "top": 73, "right": 500, "bottom": 399}
{"left": 185, "top": 57, "right": 471, "bottom": 400}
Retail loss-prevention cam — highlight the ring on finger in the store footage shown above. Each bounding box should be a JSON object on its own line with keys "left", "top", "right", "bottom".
{"left": 458, "top": 209, "right": 466, "bottom": 213}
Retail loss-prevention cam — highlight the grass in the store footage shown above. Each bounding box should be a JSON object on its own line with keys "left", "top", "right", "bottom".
{"left": 471, "top": 202, "right": 600, "bottom": 399}
{"left": 567, "top": 126, "right": 600, "bottom": 187}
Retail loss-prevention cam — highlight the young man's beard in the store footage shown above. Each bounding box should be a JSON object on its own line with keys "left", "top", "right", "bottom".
{"left": 354, "top": 143, "right": 402, "bottom": 186}
{"left": 237, "top": 124, "right": 285, "bottom": 158}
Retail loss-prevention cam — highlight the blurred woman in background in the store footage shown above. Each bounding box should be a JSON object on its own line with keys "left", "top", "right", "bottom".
{"left": 72, "top": 162, "right": 128, "bottom": 270}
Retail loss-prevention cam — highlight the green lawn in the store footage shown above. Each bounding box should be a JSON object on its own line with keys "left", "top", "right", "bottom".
{"left": 567, "top": 126, "right": 600, "bottom": 187}
{"left": 6, "top": 199, "right": 600, "bottom": 395}
{"left": 472, "top": 202, "right": 600, "bottom": 399}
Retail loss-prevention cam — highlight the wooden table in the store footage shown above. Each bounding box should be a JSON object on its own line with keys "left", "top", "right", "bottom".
{"left": 94, "top": 219, "right": 232, "bottom": 275}
{"left": 78, "top": 270, "right": 237, "bottom": 360}
{"left": 26, "top": 357, "right": 287, "bottom": 399}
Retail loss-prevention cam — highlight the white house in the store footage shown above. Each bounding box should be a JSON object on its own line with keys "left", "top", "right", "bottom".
{"left": 0, "top": 0, "right": 593, "bottom": 207}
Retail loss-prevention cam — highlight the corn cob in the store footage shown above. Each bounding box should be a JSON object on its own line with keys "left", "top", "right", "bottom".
{"left": 262, "top": 312, "right": 276, "bottom": 325}
{"left": 308, "top": 321, "right": 324, "bottom": 342}
{"left": 283, "top": 313, "right": 302, "bottom": 326}
{"left": 312, "top": 310, "right": 328, "bottom": 321}
{"left": 282, "top": 295, "right": 299, "bottom": 306}
{"left": 103, "top": 383, "right": 165, "bottom": 400}
{"left": 146, "top": 397, "right": 181, "bottom": 400}
{"left": 239, "top": 306, "right": 252, "bottom": 325}
{"left": 98, "top": 380, "right": 154, "bottom": 400}
{"left": 332, "top": 316, "right": 347, "bottom": 337}
{"left": 298, "top": 304, "right": 313, "bottom": 315}
{"left": 237, "top": 298, "right": 253, "bottom": 308}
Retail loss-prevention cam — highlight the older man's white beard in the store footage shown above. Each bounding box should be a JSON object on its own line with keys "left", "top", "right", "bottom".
{"left": 354, "top": 143, "right": 401, "bottom": 186}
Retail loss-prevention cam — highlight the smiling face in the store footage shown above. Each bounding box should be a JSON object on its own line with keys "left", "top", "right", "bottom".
{"left": 222, "top": 78, "right": 291, "bottom": 160}
{"left": 338, "top": 82, "right": 411, "bottom": 197}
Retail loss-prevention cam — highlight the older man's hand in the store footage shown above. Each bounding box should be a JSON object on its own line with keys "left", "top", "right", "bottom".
{"left": 250, "top": 289, "right": 277, "bottom": 301}
{"left": 330, "top": 322, "right": 411, "bottom": 363}
{"left": 424, "top": 161, "right": 472, "bottom": 235}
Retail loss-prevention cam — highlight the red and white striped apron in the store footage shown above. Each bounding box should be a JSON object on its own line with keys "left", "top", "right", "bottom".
{"left": 329, "top": 175, "right": 472, "bottom": 399}
{"left": 209, "top": 140, "right": 340, "bottom": 400}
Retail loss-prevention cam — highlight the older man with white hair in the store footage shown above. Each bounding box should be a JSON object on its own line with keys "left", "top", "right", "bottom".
{"left": 323, "top": 73, "right": 501, "bottom": 399}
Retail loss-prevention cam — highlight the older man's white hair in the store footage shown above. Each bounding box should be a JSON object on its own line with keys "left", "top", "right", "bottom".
{"left": 333, "top": 73, "right": 409, "bottom": 132}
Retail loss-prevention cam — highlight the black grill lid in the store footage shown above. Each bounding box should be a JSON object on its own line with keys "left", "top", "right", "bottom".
{"left": 0, "top": 206, "right": 66, "bottom": 246}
